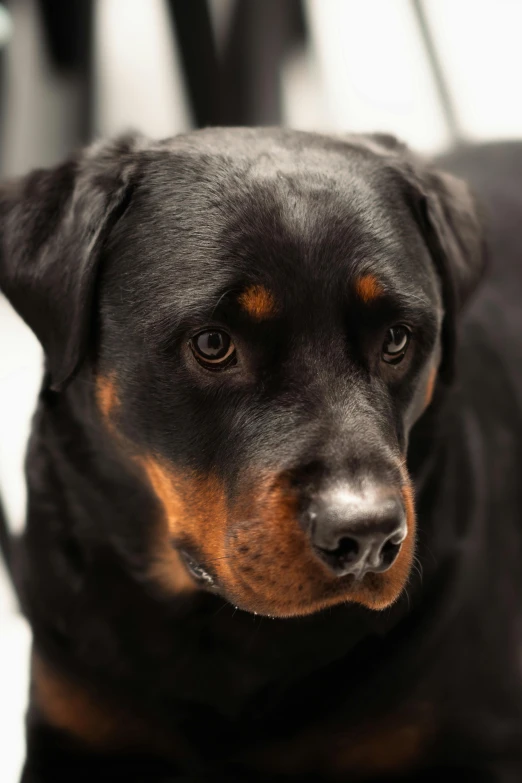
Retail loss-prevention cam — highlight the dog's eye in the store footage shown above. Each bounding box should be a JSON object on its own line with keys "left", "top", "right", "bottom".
{"left": 382, "top": 325, "right": 410, "bottom": 364}
{"left": 190, "top": 330, "right": 236, "bottom": 369}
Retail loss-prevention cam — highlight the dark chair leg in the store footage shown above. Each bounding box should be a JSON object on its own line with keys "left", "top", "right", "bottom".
{"left": 36, "top": 0, "right": 94, "bottom": 143}
{"left": 167, "top": 0, "right": 224, "bottom": 129}
{"left": 168, "top": 0, "right": 307, "bottom": 128}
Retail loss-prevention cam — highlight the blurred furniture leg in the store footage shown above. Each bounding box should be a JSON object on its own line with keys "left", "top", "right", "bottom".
{"left": 411, "top": 0, "right": 462, "bottom": 144}
{"left": 168, "top": 0, "right": 306, "bottom": 127}
{"left": 220, "top": 0, "right": 306, "bottom": 125}
{"left": 167, "top": 0, "right": 223, "bottom": 128}
{"left": 36, "top": 0, "right": 93, "bottom": 142}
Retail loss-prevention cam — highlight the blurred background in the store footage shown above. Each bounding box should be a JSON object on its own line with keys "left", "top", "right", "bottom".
{"left": 1, "top": 0, "right": 522, "bottom": 779}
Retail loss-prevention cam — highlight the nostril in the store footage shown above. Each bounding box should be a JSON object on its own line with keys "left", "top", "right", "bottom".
{"left": 315, "top": 536, "right": 360, "bottom": 569}
{"left": 379, "top": 538, "right": 402, "bottom": 568}
{"left": 313, "top": 526, "right": 406, "bottom": 576}
{"left": 332, "top": 536, "right": 360, "bottom": 563}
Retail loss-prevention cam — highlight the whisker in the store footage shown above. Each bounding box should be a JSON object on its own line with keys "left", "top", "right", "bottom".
{"left": 212, "top": 600, "right": 231, "bottom": 616}
{"left": 410, "top": 556, "right": 424, "bottom": 585}
{"left": 210, "top": 288, "right": 235, "bottom": 320}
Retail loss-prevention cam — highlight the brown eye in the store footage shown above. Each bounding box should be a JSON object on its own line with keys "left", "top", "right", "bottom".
{"left": 190, "top": 330, "right": 236, "bottom": 369}
{"left": 382, "top": 325, "right": 410, "bottom": 364}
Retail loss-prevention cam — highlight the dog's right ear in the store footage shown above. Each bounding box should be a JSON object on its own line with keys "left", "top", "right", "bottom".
{"left": 0, "top": 134, "right": 145, "bottom": 391}
{"left": 354, "top": 133, "right": 486, "bottom": 383}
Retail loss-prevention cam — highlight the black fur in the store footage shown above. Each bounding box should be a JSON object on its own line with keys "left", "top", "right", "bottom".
{"left": 1, "top": 129, "right": 521, "bottom": 782}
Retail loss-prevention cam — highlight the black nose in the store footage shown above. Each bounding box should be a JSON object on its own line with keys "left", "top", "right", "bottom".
{"left": 303, "top": 489, "right": 407, "bottom": 578}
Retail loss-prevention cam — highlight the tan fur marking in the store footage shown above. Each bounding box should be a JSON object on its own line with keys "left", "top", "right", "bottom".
{"left": 32, "top": 654, "right": 171, "bottom": 752}
{"left": 140, "top": 457, "right": 226, "bottom": 594}
{"left": 355, "top": 274, "right": 385, "bottom": 303}
{"left": 335, "top": 719, "right": 427, "bottom": 775}
{"left": 93, "top": 379, "right": 195, "bottom": 594}
{"left": 250, "top": 702, "right": 432, "bottom": 777}
{"left": 425, "top": 367, "right": 437, "bottom": 408}
{"left": 96, "top": 375, "right": 119, "bottom": 422}
{"left": 238, "top": 285, "right": 277, "bottom": 320}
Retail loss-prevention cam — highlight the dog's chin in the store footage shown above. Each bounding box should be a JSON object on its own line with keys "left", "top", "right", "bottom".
{"left": 178, "top": 549, "right": 408, "bottom": 618}
{"left": 226, "top": 578, "right": 407, "bottom": 619}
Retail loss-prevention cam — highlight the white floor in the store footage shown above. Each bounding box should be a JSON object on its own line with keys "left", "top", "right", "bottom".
{"left": 0, "top": 296, "right": 41, "bottom": 783}
{"left": 0, "top": 587, "right": 31, "bottom": 783}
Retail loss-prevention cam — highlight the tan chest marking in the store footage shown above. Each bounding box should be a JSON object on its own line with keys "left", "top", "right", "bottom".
{"left": 32, "top": 654, "right": 173, "bottom": 754}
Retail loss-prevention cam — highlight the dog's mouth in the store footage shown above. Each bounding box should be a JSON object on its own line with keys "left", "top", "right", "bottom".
{"left": 174, "top": 475, "right": 416, "bottom": 617}
{"left": 179, "top": 549, "right": 217, "bottom": 589}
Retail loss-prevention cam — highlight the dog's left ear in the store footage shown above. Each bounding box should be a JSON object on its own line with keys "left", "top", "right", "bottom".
{"left": 364, "top": 134, "right": 487, "bottom": 381}
{"left": 408, "top": 164, "right": 486, "bottom": 381}
{"left": 0, "top": 134, "right": 144, "bottom": 391}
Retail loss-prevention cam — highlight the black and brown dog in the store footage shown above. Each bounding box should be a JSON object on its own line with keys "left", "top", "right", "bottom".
{"left": 1, "top": 129, "right": 521, "bottom": 781}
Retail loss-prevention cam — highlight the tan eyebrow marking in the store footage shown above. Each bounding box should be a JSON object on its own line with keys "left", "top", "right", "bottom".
{"left": 354, "top": 274, "right": 385, "bottom": 303}
{"left": 238, "top": 285, "right": 277, "bottom": 320}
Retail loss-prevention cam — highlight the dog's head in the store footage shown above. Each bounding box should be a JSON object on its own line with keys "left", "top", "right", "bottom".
{"left": 0, "top": 129, "right": 485, "bottom": 617}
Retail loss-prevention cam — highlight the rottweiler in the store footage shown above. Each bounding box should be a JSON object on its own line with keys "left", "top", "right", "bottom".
{"left": 1, "top": 129, "right": 521, "bottom": 782}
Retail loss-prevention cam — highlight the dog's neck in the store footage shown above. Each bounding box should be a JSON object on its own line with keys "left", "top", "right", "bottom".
{"left": 19, "top": 375, "right": 479, "bottom": 730}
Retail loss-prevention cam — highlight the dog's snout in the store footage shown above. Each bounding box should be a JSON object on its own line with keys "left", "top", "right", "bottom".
{"left": 302, "top": 488, "right": 407, "bottom": 578}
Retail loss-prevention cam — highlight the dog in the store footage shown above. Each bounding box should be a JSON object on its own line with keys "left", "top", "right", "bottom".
{"left": 1, "top": 129, "right": 521, "bottom": 782}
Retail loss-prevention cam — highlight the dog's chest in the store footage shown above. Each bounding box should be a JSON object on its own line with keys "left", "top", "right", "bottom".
{"left": 33, "top": 653, "right": 434, "bottom": 779}
{"left": 235, "top": 702, "right": 434, "bottom": 779}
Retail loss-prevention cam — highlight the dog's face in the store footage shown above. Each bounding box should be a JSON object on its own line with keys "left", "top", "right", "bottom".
{"left": 0, "top": 129, "right": 484, "bottom": 617}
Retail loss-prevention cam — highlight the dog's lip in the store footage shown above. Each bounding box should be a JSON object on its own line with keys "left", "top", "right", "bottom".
{"left": 179, "top": 548, "right": 217, "bottom": 588}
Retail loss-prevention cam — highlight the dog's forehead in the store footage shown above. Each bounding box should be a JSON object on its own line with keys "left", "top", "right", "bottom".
{"left": 104, "top": 134, "right": 437, "bottom": 328}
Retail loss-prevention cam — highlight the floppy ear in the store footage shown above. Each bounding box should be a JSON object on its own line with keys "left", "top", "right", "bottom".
{"left": 0, "top": 134, "right": 144, "bottom": 391}
{"left": 414, "top": 165, "right": 486, "bottom": 380}
{"left": 361, "top": 133, "right": 487, "bottom": 382}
